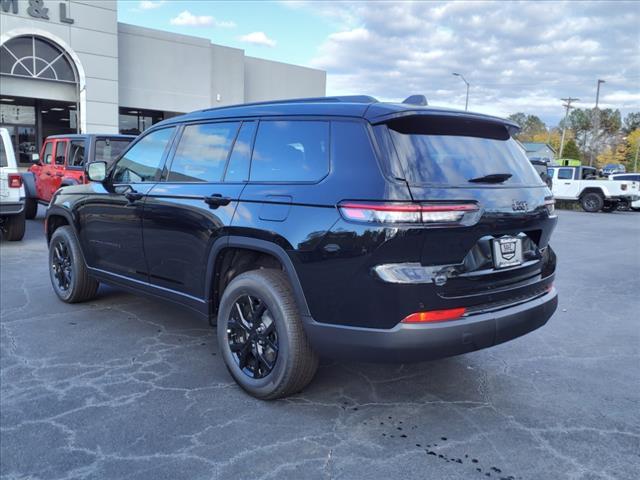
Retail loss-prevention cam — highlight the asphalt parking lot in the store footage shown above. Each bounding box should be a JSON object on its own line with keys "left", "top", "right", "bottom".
{"left": 1, "top": 208, "right": 639, "bottom": 480}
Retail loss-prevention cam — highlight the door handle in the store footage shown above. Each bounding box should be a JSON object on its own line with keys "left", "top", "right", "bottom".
{"left": 204, "top": 194, "right": 232, "bottom": 209}
{"left": 564, "top": 182, "right": 571, "bottom": 185}
{"left": 125, "top": 191, "right": 144, "bottom": 203}
{"left": 55, "top": 172, "right": 64, "bottom": 177}
{"left": 44, "top": 172, "right": 52, "bottom": 176}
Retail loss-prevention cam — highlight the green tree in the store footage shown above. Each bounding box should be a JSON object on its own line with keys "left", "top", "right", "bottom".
{"left": 562, "top": 139, "right": 581, "bottom": 160}
{"left": 623, "top": 112, "right": 640, "bottom": 134}
{"left": 508, "top": 113, "right": 547, "bottom": 141}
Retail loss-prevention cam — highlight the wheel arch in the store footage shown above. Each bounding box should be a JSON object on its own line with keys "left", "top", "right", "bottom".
{"left": 205, "top": 236, "right": 311, "bottom": 320}
{"left": 21, "top": 171, "right": 37, "bottom": 199}
{"left": 45, "top": 206, "right": 76, "bottom": 244}
{"left": 579, "top": 187, "right": 605, "bottom": 199}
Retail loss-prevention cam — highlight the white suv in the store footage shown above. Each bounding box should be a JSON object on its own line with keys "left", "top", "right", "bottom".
{"left": 0, "top": 128, "right": 26, "bottom": 241}
{"left": 610, "top": 173, "right": 640, "bottom": 211}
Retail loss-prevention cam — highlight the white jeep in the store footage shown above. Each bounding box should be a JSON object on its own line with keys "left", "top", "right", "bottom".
{"left": 0, "top": 128, "right": 26, "bottom": 241}
{"left": 548, "top": 165, "right": 640, "bottom": 213}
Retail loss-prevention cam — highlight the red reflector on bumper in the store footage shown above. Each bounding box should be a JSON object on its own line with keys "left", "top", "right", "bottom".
{"left": 402, "top": 307, "right": 467, "bottom": 323}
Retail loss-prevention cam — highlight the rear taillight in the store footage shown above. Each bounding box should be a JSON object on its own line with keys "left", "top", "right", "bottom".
{"left": 8, "top": 174, "right": 22, "bottom": 188}
{"left": 338, "top": 202, "right": 479, "bottom": 224}
{"left": 544, "top": 197, "right": 555, "bottom": 216}
{"left": 402, "top": 308, "right": 467, "bottom": 323}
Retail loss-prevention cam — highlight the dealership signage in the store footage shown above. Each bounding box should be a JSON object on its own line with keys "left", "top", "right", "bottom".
{"left": 1, "top": 0, "right": 75, "bottom": 24}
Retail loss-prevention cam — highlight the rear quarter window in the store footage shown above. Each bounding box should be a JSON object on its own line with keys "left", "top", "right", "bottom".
{"left": 0, "top": 140, "right": 7, "bottom": 167}
{"left": 250, "top": 120, "right": 329, "bottom": 182}
{"left": 95, "top": 138, "right": 133, "bottom": 166}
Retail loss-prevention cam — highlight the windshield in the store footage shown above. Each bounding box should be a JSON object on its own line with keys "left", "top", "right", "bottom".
{"left": 381, "top": 117, "right": 544, "bottom": 187}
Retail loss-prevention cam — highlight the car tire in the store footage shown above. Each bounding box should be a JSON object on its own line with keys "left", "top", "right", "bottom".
{"left": 48, "top": 226, "right": 99, "bottom": 303}
{"left": 601, "top": 202, "right": 617, "bottom": 213}
{"left": 218, "top": 269, "right": 318, "bottom": 400}
{"left": 580, "top": 192, "right": 604, "bottom": 212}
{"left": 24, "top": 198, "right": 38, "bottom": 220}
{"left": 2, "top": 212, "right": 25, "bottom": 241}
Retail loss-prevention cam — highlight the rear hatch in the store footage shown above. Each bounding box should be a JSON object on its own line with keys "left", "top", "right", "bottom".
{"left": 373, "top": 114, "right": 557, "bottom": 308}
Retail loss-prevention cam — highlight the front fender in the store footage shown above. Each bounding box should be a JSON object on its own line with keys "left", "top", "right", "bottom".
{"left": 45, "top": 205, "right": 77, "bottom": 244}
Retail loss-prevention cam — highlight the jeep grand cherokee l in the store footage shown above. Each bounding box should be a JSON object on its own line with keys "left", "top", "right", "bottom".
{"left": 45, "top": 96, "right": 558, "bottom": 399}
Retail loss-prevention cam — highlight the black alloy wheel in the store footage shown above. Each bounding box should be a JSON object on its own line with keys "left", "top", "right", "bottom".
{"left": 51, "top": 238, "right": 73, "bottom": 292}
{"left": 48, "top": 226, "right": 99, "bottom": 303}
{"left": 227, "top": 295, "right": 279, "bottom": 379}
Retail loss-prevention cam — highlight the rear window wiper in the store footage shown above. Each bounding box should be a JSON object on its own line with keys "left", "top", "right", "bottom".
{"left": 468, "top": 173, "right": 512, "bottom": 184}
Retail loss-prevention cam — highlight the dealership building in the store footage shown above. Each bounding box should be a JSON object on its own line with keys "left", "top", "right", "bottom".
{"left": 0, "top": 0, "right": 326, "bottom": 165}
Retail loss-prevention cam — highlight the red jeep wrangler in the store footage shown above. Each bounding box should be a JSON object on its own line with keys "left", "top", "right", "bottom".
{"left": 23, "top": 134, "right": 135, "bottom": 218}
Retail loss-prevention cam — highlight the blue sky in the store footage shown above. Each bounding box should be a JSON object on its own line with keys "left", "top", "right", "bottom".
{"left": 117, "top": 1, "right": 331, "bottom": 67}
{"left": 117, "top": 1, "right": 639, "bottom": 125}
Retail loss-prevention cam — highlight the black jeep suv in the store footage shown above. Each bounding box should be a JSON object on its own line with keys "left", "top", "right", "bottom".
{"left": 46, "top": 96, "right": 558, "bottom": 399}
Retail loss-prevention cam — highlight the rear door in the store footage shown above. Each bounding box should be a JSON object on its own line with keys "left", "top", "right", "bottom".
{"left": 375, "top": 115, "right": 557, "bottom": 305}
{"left": 142, "top": 121, "right": 250, "bottom": 300}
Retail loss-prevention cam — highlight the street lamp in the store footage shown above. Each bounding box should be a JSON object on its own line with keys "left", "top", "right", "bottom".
{"left": 452, "top": 72, "right": 469, "bottom": 111}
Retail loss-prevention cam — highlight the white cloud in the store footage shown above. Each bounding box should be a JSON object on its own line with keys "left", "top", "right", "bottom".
{"left": 140, "top": 1, "right": 165, "bottom": 10}
{"left": 302, "top": 1, "right": 639, "bottom": 124}
{"left": 169, "top": 10, "right": 236, "bottom": 28}
{"left": 239, "top": 32, "right": 277, "bottom": 48}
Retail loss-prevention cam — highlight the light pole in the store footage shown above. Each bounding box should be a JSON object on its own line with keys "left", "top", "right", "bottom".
{"left": 452, "top": 72, "right": 469, "bottom": 111}
{"left": 590, "top": 79, "right": 605, "bottom": 166}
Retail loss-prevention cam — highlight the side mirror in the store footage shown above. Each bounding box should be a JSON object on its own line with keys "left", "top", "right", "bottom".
{"left": 87, "top": 161, "right": 107, "bottom": 182}
{"left": 31, "top": 153, "right": 40, "bottom": 163}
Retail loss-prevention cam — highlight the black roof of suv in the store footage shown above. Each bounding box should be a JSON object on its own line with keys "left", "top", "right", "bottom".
{"left": 45, "top": 95, "right": 558, "bottom": 399}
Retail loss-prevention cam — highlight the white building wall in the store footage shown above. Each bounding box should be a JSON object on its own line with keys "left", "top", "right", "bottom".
{"left": 117, "top": 24, "right": 213, "bottom": 113}
{"left": 244, "top": 57, "right": 326, "bottom": 103}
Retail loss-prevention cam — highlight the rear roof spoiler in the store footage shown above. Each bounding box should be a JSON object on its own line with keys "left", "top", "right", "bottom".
{"left": 369, "top": 109, "right": 521, "bottom": 137}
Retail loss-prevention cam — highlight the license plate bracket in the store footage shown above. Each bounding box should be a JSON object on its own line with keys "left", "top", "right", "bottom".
{"left": 492, "top": 236, "right": 523, "bottom": 269}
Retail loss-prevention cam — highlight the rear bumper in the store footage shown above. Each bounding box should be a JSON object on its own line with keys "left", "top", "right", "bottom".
{"left": 0, "top": 201, "right": 24, "bottom": 216}
{"left": 302, "top": 288, "right": 558, "bottom": 362}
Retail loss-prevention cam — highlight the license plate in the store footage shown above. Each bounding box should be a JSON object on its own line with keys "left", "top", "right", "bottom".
{"left": 492, "top": 236, "right": 523, "bottom": 269}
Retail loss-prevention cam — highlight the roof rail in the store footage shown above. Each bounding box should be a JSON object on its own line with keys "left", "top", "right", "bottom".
{"left": 200, "top": 95, "right": 379, "bottom": 113}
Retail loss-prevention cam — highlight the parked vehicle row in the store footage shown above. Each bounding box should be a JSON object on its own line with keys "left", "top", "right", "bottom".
{"left": 21, "top": 134, "right": 135, "bottom": 218}
{"left": 44, "top": 96, "right": 559, "bottom": 399}
{"left": 548, "top": 165, "right": 640, "bottom": 212}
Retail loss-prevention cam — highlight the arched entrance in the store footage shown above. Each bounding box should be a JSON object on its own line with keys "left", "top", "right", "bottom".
{"left": 0, "top": 30, "right": 86, "bottom": 166}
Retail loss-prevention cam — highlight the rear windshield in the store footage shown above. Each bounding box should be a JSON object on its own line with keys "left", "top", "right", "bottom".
{"left": 381, "top": 116, "right": 543, "bottom": 187}
{"left": 95, "top": 138, "right": 133, "bottom": 165}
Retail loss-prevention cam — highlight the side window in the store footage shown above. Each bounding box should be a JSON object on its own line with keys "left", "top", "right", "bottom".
{"left": 112, "top": 127, "right": 175, "bottom": 183}
{"left": 557, "top": 168, "right": 573, "bottom": 180}
{"left": 225, "top": 121, "right": 256, "bottom": 182}
{"left": 42, "top": 142, "right": 54, "bottom": 164}
{"left": 68, "top": 141, "right": 85, "bottom": 167}
{"left": 250, "top": 121, "right": 329, "bottom": 182}
{"left": 54, "top": 141, "right": 67, "bottom": 165}
{"left": 168, "top": 122, "right": 239, "bottom": 182}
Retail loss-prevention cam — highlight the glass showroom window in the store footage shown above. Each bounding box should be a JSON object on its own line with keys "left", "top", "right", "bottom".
{"left": 0, "top": 36, "right": 77, "bottom": 83}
